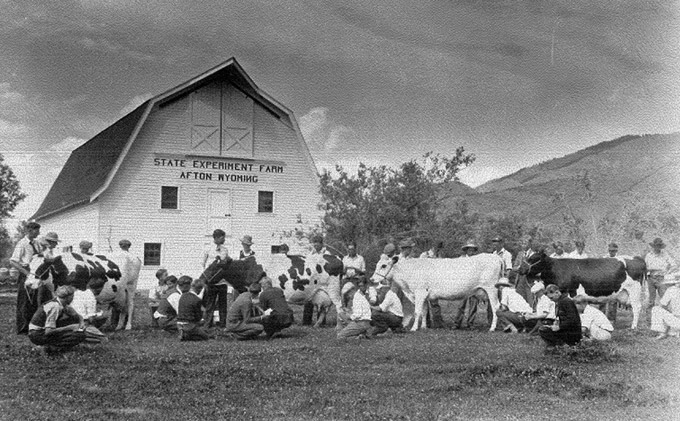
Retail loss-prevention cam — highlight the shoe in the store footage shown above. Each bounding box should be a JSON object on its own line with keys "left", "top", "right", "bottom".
{"left": 655, "top": 333, "right": 668, "bottom": 341}
{"left": 509, "top": 325, "right": 519, "bottom": 334}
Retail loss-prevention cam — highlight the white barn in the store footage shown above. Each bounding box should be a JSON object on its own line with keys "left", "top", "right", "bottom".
{"left": 32, "top": 58, "right": 322, "bottom": 288}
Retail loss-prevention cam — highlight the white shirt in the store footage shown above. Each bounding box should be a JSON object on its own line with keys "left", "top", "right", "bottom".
{"left": 72, "top": 289, "right": 101, "bottom": 319}
{"left": 535, "top": 295, "right": 556, "bottom": 319}
{"left": 10, "top": 236, "right": 39, "bottom": 267}
{"left": 645, "top": 250, "right": 676, "bottom": 274}
{"left": 660, "top": 285, "right": 680, "bottom": 316}
{"left": 581, "top": 305, "right": 614, "bottom": 333}
{"left": 350, "top": 291, "right": 372, "bottom": 321}
{"left": 379, "top": 290, "right": 403, "bottom": 317}
{"left": 342, "top": 254, "right": 366, "bottom": 277}
{"left": 202, "top": 243, "right": 229, "bottom": 269}
{"left": 550, "top": 253, "right": 567, "bottom": 259}
{"left": 568, "top": 250, "right": 589, "bottom": 259}
{"left": 167, "top": 289, "right": 182, "bottom": 313}
{"left": 501, "top": 288, "right": 532, "bottom": 314}
{"left": 495, "top": 248, "right": 513, "bottom": 272}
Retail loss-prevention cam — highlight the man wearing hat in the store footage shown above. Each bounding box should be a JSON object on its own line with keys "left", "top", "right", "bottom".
{"left": 225, "top": 282, "right": 271, "bottom": 340}
{"left": 28, "top": 285, "right": 88, "bottom": 353}
{"left": 491, "top": 237, "right": 512, "bottom": 277}
{"left": 650, "top": 276, "right": 680, "bottom": 340}
{"left": 645, "top": 237, "right": 678, "bottom": 306}
{"left": 461, "top": 241, "right": 478, "bottom": 258}
{"left": 41, "top": 232, "right": 61, "bottom": 260}
{"left": 568, "top": 240, "right": 589, "bottom": 259}
{"left": 452, "top": 241, "right": 482, "bottom": 329}
{"left": 239, "top": 235, "right": 255, "bottom": 260}
{"left": 495, "top": 278, "right": 532, "bottom": 333}
{"left": 202, "top": 229, "right": 230, "bottom": 328}
{"left": 114, "top": 239, "right": 142, "bottom": 330}
{"left": 524, "top": 281, "right": 556, "bottom": 335}
{"left": 79, "top": 240, "right": 94, "bottom": 255}
{"left": 10, "top": 221, "right": 44, "bottom": 334}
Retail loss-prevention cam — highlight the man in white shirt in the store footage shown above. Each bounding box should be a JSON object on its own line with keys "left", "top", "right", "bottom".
{"left": 605, "top": 242, "right": 619, "bottom": 258}
{"left": 71, "top": 279, "right": 108, "bottom": 329}
{"left": 650, "top": 279, "right": 680, "bottom": 340}
{"left": 524, "top": 281, "right": 556, "bottom": 335}
{"left": 337, "top": 278, "right": 373, "bottom": 339}
{"left": 201, "top": 229, "right": 230, "bottom": 328}
{"left": 645, "top": 237, "right": 678, "bottom": 306}
{"left": 568, "top": 240, "right": 589, "bottom": 259}
{"left": 550, "top": 241, "right": 566, "bottom": 259}
{"left": 575, "top": 296, "right": 614, "bottom": 341}
{"left": 368, "top": 282, "right": 404, "bottom": 336}
{"left": 11, "top": 221, "right": 43, "bottom": 334}
{"left": 342, "top": 244, "right": 366, "bottom": 279}
{"left": 114, "top": 239, "right": 142, "bottom": 330}
{"left": 491, "top": 237, "right": 513, "bottom": 277}
{"left": 495, "top": 279, "right": 533, "bottom": 333}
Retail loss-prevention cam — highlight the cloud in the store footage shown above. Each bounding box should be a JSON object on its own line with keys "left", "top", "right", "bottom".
{"left": 49, "top": 136, "right": 88, "bottom": 152}
{"left": 299, "top": 107, "right": 354, "bottom": 153}
{"left": 0, "top": 83, "right": 24, "bottom": 102}
{"left": 0, "top": 118, "right": 28, "bottom": 137}
{"left": 117, "top": 94, "right": 153, "bottom": 118}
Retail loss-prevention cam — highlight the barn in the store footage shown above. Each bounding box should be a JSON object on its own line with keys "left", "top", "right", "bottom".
{"left": 31, "top": 58, "right": 322, "bottom": 288}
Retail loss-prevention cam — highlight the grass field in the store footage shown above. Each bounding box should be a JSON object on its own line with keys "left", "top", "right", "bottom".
{"left": 0, "top": 292, "right": 678, "bottom": 421}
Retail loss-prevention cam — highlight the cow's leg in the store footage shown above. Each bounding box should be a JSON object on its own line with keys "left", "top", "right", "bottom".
{"left": 411, "top": 289, "right": 429, "bottom": 331}
{"left": 484, "top": 286, "right": 500, "bottom": 331}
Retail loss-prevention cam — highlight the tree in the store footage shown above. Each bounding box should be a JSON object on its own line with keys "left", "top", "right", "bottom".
{"left": 0, "top": 154, "right": 27, "bottom": 261}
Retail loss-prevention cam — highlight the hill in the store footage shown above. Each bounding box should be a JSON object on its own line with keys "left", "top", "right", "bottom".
{"left": 441, "top": 133, "right": 680, "bottom": 253}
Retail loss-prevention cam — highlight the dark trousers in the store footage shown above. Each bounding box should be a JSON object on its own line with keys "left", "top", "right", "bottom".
{"left": 28, "top": 328, "right": 87, "bottom": 349}
{"left": 370, "top": 310, "right": 403, "bottom": 335}
{"left": 539, "top": 326, "right": 581, "bottom": 346}
{"left": 178, "top": 322, "right": 211, "bottom": 341}
{"left": 16, "top": 273, "right": 53, "bottom": 335}
{"left": 426, "top": 299, "right": 444, "bottom": 328}
{"left": 158, "top": 316, "right": 178, "bottom": 332}
{"left": 496, "top": 310, "right": 526, "bottom": 330}
{"left": 262, "top": 313, "right": 293, "bottom": 337}
{"left": 453, "top": 296, "right": 478, "bottom": 329}
{"left": 302, "top": 302, "right": 314, "bottom": 325}
{"left": 203, "top": 284, "right": 228, "bottom": 327}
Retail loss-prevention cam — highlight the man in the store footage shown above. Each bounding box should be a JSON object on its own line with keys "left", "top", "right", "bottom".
{"left": 491, "top": 237, "right": 513, "bottom": 277}
{"left": 495, "top": 279, "right": 532, "bottom": 333}
{"left": 337, "top": 278, "right": 372, "bottom": 339}
{"left": 461, "top": 242, "right": 478, "bottom": 258}
{"left": 225, "top": 282, "right": 271, "bottom": 340}
{"left": 41, "top": 232, "right": 61, "bottom": 260}
{"left": 202, "top": 229, "right": 230, "bottom": 328}
{"left": 239, "top": 235, "right": 255, "bottom": 260}
{"left": 645, "top": 237, "right": 677, "bottom": 306}
{"left": 574, "top": 296, "right": 614, "bottom": 341}
{"left": 177, "top": 278, "right": 212, "bottom": 341}
{"left": 258, "top": 277, "right": 294, "bottom": 339}
{"left": 398, "top": 238, "right": 415, "bottom": 259}
{"left": 114, "top": 239, "right": 141, "bottom": 330}
{"left": 605, "top": 242, "right": 619, "bottom": 258}
{"left": 550, "top": 242, "right": 566, "bottom": 258}
{"left": 568, "top": 240, "right": 589, "bottom": 259}
{"left": 539, "top": 284, "right": 582, "bottom": 347}
{"left": 650, "top": 278, "right": 680, "bottom": 340}
{"left": 342, "top": 243, "right": 366, "bottom": 280}
{"left": 11, "top": 221, "right": 45, "bottom": 334}
{"left": 420, "top": 241, "right": 444, "bottom": 259}
{"left": 28, "top": 285, "right": 87, "bottom": 353}
{"left": 511, "top": 236, "right": 537, "bottom": 308}
{"left": 79, "top": 240, "right": 93, "bottom": 255}
{"left": 72, "top": 278, "right": 109, "bottom": 329}
{"left": 309, "top": 235, "right": 329, "bottom": 257}
{"left": 452, "top": 241, "right": 482, "bottom": 330}
{"left": 155, "top": 276, "right": 181, "bottom": 332}
{"left": 368, "top": 281, "right": 404, "bottom": 336}
{"left": 524, "top": 281, "right": 556, "bottom": 335}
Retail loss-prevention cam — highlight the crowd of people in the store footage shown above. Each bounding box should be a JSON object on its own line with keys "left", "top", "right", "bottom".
{"left": 8, "top": 222, "right": 680, "bottom": 353}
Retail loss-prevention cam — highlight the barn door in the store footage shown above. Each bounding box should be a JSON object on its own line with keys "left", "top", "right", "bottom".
{"left": 207, "top": 189, "right": 232, "bottom": 236}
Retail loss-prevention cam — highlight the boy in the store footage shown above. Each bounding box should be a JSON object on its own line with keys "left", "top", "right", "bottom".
{"left": 177, "top": 277, "right": 212, "bottom": 341}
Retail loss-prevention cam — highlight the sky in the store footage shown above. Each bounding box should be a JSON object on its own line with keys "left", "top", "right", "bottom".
{"left": 1, "top": 1, "right": 679, "bottom": 222}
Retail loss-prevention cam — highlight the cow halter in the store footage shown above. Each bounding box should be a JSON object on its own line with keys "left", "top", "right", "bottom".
{"left": 372, "top": 259, "right": 397, "bottom": 281}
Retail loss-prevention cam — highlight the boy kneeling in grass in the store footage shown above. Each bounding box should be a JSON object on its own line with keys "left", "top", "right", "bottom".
{"left": 177, "top": 277, "right": 212, "bottom": 341}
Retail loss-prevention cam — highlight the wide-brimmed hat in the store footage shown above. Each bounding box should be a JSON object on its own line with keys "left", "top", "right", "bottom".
{"left": 650, "top": 238, "right": 665, "bottom": 249}
{"left": 495, "top": 278, "right": 514, "bottom": 288}
{"left": 44, "top": 232, "right": 60, "bottom": 243}
{"left": 240, "top": 235, "right": 254, "bottom": 245}
{"left": 461, "top": 242, "right": 478, "bottom": 251}
{"left": 491, "top": 236, "right": 503, "bottom": 243}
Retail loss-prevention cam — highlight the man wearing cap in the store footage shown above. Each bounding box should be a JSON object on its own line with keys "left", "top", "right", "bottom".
{"left": 650, "top": 277, "right": 680, "bottom": 340}
{"left": 79, "top": 240, "right": 94, "bottom": 255}
{"left": 495, "top": 279, "right": 532, "bottom": 333}
{"left": 491, "top": 237, "right": 513, "bottom": 277}
{"left": 28, "top": 285, "right": 87, "bottom": 352}
{"left": 11, "top": 221, "right": 44, "bottom": 334}
{"left": 568, "top": 240, "right": 589, "bottom": 259}
{"left": 114, "top": 239, "right": 142, "bottom": 330}
{"left": 202, "top": 229, "right": 230, "bottom": 328}
{"left": 645, "top": 237, "right": 678, "bottom": 306}
{"left": 258, "top": 277, "right": 294, "bottom": 339}
{"left": 461, "top": 242, "right": 478, "bottom": 258}
{"left": 225, "top": 282, "right": 270, "bottom": 340}
{"left": 524, "top": 281, "right": 556, "bottom": 335}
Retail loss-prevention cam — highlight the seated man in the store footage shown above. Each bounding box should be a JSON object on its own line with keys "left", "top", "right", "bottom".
{"left": 368, "top": 281, "right": 404, "bottom": 336}
{"left": 337, "top": 278, "right": 372, "bottom": 340}
{"left": 225, "top": 283, "right": 271, "bottom": 340}
{"left": 650, "top": 278, "right": 680, "bottom": 340}
{"left": 258, "top": 277, "right": 294, "bottom": 339}
{"left": 177, "top": 278, "right": 212, "bottom": 341}
{"left": 495, "top": 279, "right": 532, "bottom": 333}
{"left": 539, "top": 284, "right": 582, "bottom": 347}
{"left": 28, "top": 286, "right": 87, "bottom": 353}
{"left": 524, "top": 281, "right": 556, "bottom": 335}
{"left": 71, "top": 278, "right": 109, "bottom": 329}
{"left": 155, "top": 276, "right": 180, "bottom": 332}
{"left": 574, "top": 295, "right": 614, "bottom": 341}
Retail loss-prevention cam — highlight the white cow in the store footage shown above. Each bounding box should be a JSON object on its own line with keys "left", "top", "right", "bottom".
{"left": 371, "top": 253, "right": 504, "bottom": 331}
{"left": 299, "top": 253, "right": 346, "bottom": 328}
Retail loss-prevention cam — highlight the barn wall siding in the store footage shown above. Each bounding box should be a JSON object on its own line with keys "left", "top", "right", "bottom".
{"left": 96, "top": 81, "right": 321, "bottom": 289}
{"left": 37, "top": 203, "right": 100, "bottom": 253}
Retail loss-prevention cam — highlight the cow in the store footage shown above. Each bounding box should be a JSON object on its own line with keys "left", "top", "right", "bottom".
{"left": 260, "top": 254, "right": 333, "bottom": 327}
{"left": 30, "top": 252, "right": 127, "bottom": 329}
{"left": 370, "top": 253, "right": 504, "bottom": 331}
{"left": 524, "top": 252, "right": 643, "bottom": 329}
{"left": 298, "top": 254, "right": 346, "bottom": 327}
{"left": 198, "top": 256, "right": 265, "bottom": 293}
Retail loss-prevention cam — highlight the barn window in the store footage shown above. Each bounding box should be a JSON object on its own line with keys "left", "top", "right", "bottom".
{"left": 144, "top": 243, "right": 162, "bottom": 266}
{"left": 161, "top": 186, "right": 179, "bottom": 209}
{"left": 258, "top": 191, "right": 274, "bottom": 213}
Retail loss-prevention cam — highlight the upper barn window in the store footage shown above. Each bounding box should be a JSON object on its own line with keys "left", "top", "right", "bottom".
{"left": 258, "top": 191, "right": 274, "bottom": 213}
{"left": 161, "top": 186, "right": 179, "bottom": 209}
{"left": 144, "top": 243, "right": 162, "bottom": 266}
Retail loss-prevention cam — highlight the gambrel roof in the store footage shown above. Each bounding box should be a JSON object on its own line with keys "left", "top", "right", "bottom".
{"left": 32, "top": 58, "right": 316, "bottom": 221}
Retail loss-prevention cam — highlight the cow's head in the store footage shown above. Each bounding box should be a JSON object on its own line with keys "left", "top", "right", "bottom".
{"left": 370, "top": 255, "right": 399, "bottom": 284}
{"left": 524, "top": 252, "right": 549, "bottom": 279}
{"left": 29, "top": 255, "right": 70, "bottom": 288}
{"left": 300, "top": 254, "right": 343, "bottom": 287}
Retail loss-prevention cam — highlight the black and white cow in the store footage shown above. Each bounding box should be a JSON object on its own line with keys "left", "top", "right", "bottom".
{"left": 525, "top": 252, "right": 643, "bottom": 329}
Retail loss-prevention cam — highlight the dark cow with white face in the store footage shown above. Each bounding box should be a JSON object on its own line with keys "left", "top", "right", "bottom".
{"left": 525, "top": 252, "right": 643, "bottom": 329}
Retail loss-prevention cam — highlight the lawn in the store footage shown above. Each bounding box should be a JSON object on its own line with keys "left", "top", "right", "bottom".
{"left": 0, "top": 292, "right": 677, "bottom": 421}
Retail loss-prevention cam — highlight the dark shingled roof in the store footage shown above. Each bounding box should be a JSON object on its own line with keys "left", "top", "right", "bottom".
{"left": 31, "top": 103, "right": 149, "bottom": 220}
